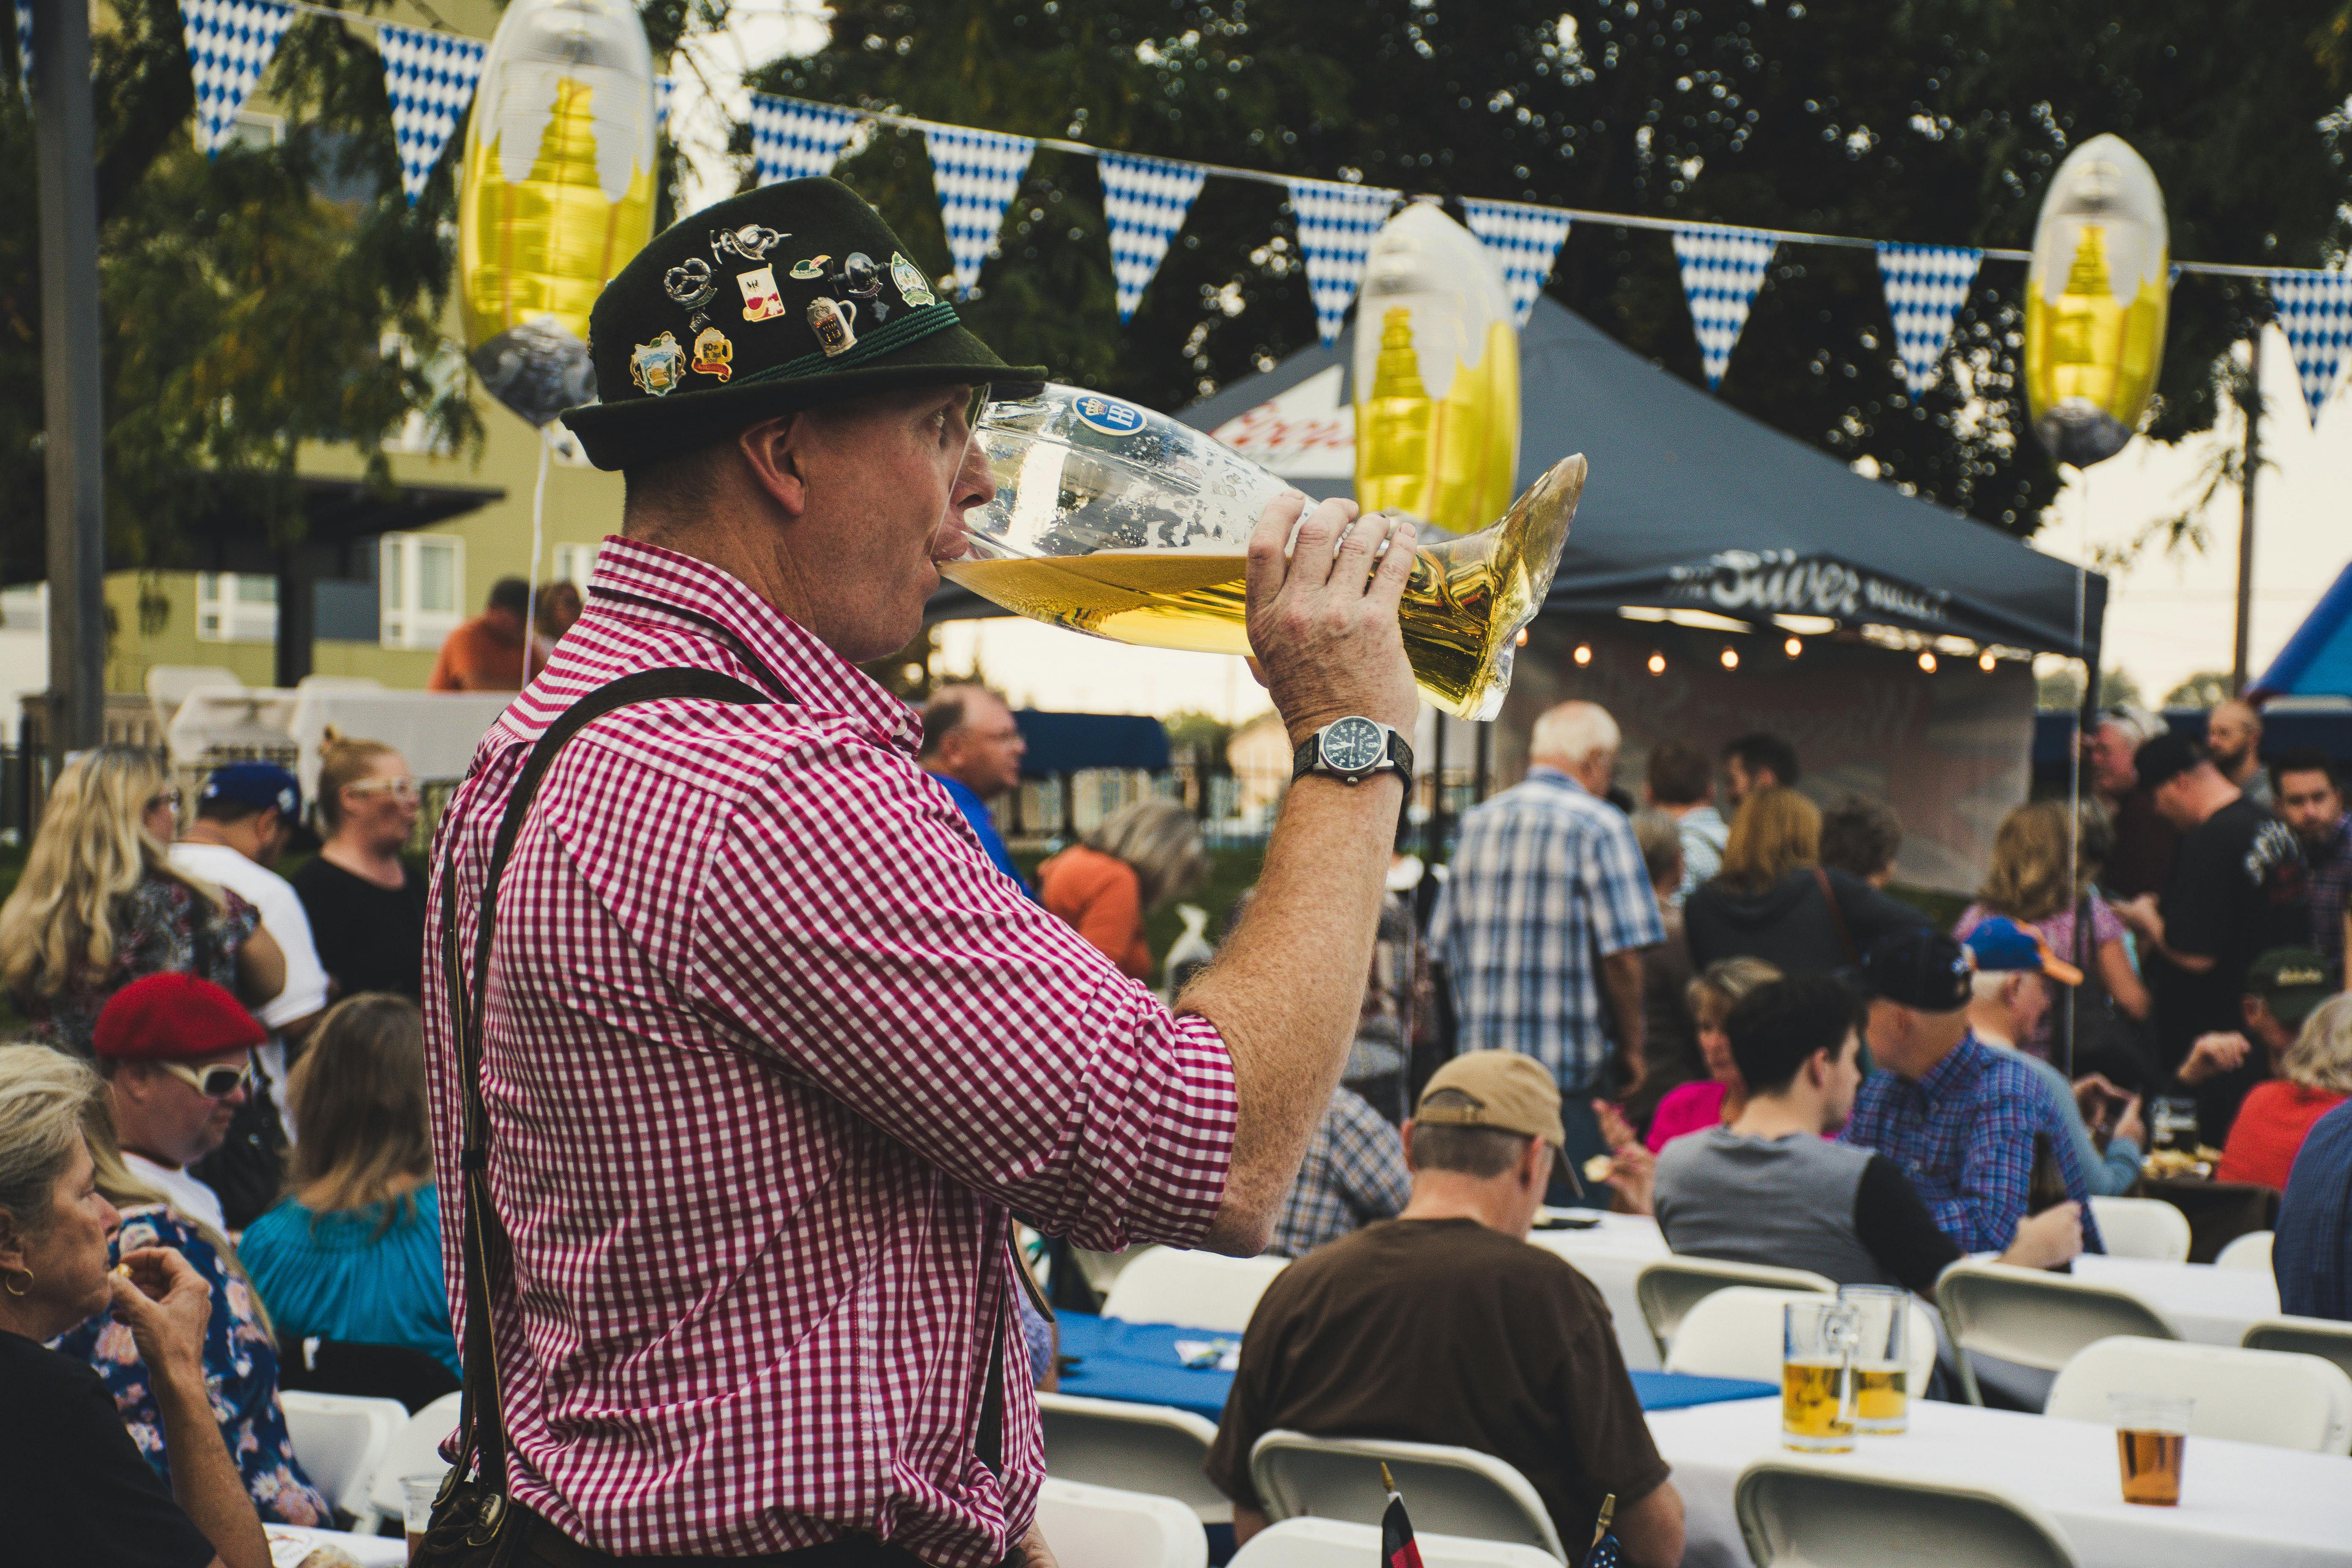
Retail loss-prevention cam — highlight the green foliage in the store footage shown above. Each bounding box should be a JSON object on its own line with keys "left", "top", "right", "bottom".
{"left": 751, "top": 0, "right": 2351, "bottom": 539}
{"left": 1161, "top": 708, "right": 1234, "bottom": 767}
{"left": 0, "top": 0, "right": 479, "bottom": 576}
{"left": 2164, "top": 670, "right": 2235, "bottom": 709}
{"left": 2037, "top": 664, "right": 2145, "bottom": 710}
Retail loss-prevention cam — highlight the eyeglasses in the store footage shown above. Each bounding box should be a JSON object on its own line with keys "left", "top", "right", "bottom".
{"left": 965, "top": 384, "right": 996, "bottom": 432}
{"left": 146, "top": 788, "right": 182, "bottom": 814}
{"left": 344, "top": 777, "right": 422, "bottom": 801}
{"left": 158, "top": 1059, "right": 252, "bottom": 1098}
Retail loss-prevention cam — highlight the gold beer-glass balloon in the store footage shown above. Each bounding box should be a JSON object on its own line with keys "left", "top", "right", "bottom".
{"left": 942, "top": 385, "right": 1584, "bottom": 722}
{"left": 2024, "top": 133, "right": 2170, "bottom": 468}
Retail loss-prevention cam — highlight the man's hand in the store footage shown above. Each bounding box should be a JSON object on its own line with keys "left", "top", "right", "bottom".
{"left": 2113, "top": 894, "right": 2161, "bottom": 942}
{"left": 1011, "top": 1521, "right": 1060, "bottom": 1568}
{"left": 2180, "top": 1032, "right": 2251, "bottom": 1087}
{"left": 109, "top": 1247, "right": 212, "bottom": 1389}
{"left": 2001, "top": 1202, "right": 2084, "bottom": 1271}
{"left": 1243, "top": 494, "right": 1420, "bottom": 743}
{"left": 2112, "top": 1094, "right": 2146, "bottom": 1149}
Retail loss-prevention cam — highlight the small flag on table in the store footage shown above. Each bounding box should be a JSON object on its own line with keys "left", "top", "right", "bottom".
{"left": 1379, "top": 1464, "right": 1424, "bottom": 1568}
{"left": 1582, "top": 1491, "right": 1622, "bottom": 1568}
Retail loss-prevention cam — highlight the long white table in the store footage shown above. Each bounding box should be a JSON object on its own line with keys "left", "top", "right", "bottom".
{"left": 1527, "top": 1211, "right": 1669, "bottom": 1372}
{"left": 2072, "top": 1254, "right": 2280, "bottom": 1347}
{"left": 1648, "top": 1396, "right": 2352, "bottom": 1568}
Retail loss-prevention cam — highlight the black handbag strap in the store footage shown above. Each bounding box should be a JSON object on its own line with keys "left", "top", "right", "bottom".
{"left": 438, "top": 668, "right": 775, "bottom": 1495}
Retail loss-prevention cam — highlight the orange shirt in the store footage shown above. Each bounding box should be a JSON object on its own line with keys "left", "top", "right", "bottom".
{"left": 427, "top": 612, "right": 526, "bottom": 691}
{"left": 2216, "top": 1081, "right": 2349, "bottom": 1190}
{"left": 1038, "top": 844, "right": 1152, "bottom": 980}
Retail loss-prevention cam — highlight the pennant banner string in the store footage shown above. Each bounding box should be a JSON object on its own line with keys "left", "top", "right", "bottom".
{"left": 1876, "top": 242, "right": 1983, "bottom": 394}
{"left": 1460, "top": 197, "right": 1574, "bottom": 328}
{"left": 749, "top": 91, "right": 860, "bottom": 188}
{"left": 924, "top": 124, "right": 1037, "bottom": 294}
{"left": 1674, "top": 225, "right": 1776, "bottom": 391}
{"left": 1098, "top": 152, "right": 1208, "bottom": 323}
{"left": 180, "top": 0, "right": 297, "bottom": 157}
{"left": 2269, "top": 268, "right": 2352, "bottom": 426}
{"left": 376, "top": 22, "right": 485, "bottom": 206}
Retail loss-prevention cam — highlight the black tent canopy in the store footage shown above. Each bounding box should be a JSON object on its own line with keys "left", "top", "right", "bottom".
{"left": 933, "top": 295, "right": 2106, "bottom": 662}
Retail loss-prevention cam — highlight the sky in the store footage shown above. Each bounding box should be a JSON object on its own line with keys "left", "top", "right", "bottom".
{"left": 695, "top": 11, "right": 2350, "bottom": 723}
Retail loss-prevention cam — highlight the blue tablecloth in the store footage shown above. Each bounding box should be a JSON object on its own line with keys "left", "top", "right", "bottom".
{"left": 1056, "top": 1313, "right": 1772, "bottom": 1424}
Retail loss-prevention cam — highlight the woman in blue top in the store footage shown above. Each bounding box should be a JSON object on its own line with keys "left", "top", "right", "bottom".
{"left": 241, "top": 994, "right": 458, "bottom": 1377}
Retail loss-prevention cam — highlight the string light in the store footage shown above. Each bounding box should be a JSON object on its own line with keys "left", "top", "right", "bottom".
{"left": 1918, "top": 651, "right": 1938, "bottom": 672}
{"left": 1784, "top": 637, "right": 1803, "bottom": 658}
{"left": 1647, "top": 652, "right": 1666, "bottom": 675}
{"left": 1573, "top": 644, "right": 1592, "bottom": 666}
{"left": 1979, "top": 650, "right": 1997, "bottom": 672}
{"left": 1720, "top": 647, "right": 1739, "bottom": 670}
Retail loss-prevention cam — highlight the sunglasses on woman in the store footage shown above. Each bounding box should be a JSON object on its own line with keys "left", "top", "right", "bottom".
{"left": 344, "top": 776, "right": 422, "bottom": 801}
{"left": 158, "top": 1060, "right": 252, "bottom": 1099}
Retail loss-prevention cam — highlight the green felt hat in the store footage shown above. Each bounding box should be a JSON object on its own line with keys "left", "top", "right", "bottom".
{"left": 561, "top": 178, "right": 1044, "bottom": 471}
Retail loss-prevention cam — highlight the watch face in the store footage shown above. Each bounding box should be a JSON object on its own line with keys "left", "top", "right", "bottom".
{"left": 1321, "top": 717, "right": 1386, "bottom": 772}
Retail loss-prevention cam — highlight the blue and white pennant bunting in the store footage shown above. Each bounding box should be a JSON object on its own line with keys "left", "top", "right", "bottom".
{"left": 1286, "top": 178, "right": 1399, "bottom": 345}
{"left": 1459, "top": 198, "right": 1573, "bottom": 328}
{"left": 1097, "top": 152, "right": 1205, "bottom": 323}
{"left": 925, "top": 124, "right": 1035, "bottom": 294}
{"left": 375, "top": 24, "right": 485, "bottom": 207}
{"left": 13, "top": 0, "right": 30, "bottom": 99}
{"left": 2270, "top": 267, "right": 2352, "bottom": 425}
{"left": 1672, "top": 226, "right": 1776, "bottom": 390}
{"left": 748, "top": 92, "right": 859, "bottom": 189}
{"left": 178, "top": 0, "right": 296, "bottom": 157}
{"left": 1875, "top": 242, "right": 1981, "bottom": 394}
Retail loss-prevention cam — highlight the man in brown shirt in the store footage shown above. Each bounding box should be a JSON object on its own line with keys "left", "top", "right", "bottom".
{"left": 1205, "top": 1052, "right": 1684, "bottom": 1567}
{"left": 426, "top": 576, "right": 531, "bottom": 691}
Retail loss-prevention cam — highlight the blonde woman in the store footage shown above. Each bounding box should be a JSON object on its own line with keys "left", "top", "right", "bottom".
{"left": 1682, "top": 786, "right": 1928, "bottom": 975}
{"left": 1037, "top": 798, "right": 1210, "bottom": 980}
{"left": 1954, "top": 799, "right": 2151, "bottom": 1059}
{"left": 2218, "top": 994, "right": 2352, "bottom": 1190}
{"left": 0, "top": 747, "right": 283, "bottom": 1056}
{"left": 240, "top": 994, "right": 457, "bottom": 1378}
{"left": 291, "top": 735, "right": 426, "bottom": 999}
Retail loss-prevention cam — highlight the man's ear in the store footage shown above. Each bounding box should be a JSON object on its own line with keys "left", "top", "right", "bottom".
{"left": 2243, "top": 994, "right": 2268, "bottom": 1032}
{"left": 737, "top": 414, "right": 814, "bottom": 520}
{"left": 1399, "top": 1120, "right": 1417, "bottom": 1171}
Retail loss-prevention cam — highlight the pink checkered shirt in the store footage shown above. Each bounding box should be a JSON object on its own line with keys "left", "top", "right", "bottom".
{"left": 422, "top": 537, "right": 1238, "bottom": 1563}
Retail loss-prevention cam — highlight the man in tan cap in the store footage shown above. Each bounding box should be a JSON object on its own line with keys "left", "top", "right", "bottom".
{"left": 1204, "top": 1052, "right": 1685, "bottom": 1567}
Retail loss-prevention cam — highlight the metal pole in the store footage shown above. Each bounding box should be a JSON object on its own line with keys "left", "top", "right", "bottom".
{"left": 33, "top": 0, "right": 107, "bottom": 761}
{"left": 2230, "top": 331, "right": 2263, "bottom": 694}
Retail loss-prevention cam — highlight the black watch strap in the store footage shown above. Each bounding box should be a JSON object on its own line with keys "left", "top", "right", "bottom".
{"left": 1291, "top": 724, "right": 1416, "bottom": 789}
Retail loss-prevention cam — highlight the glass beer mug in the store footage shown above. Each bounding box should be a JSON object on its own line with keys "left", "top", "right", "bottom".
{"left": 940, "top": 384, "right": 1585, "bottom": 721}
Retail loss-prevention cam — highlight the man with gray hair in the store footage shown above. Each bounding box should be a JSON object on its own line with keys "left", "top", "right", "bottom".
{"left": 1432, "top": 701, "right": 1663, "bottom": 1193}
{"left": 919, "top": 682, "right": 1030, "bottom": 893}
{"left": 2084, "top": 702, "right": 2178, "bottom": 899}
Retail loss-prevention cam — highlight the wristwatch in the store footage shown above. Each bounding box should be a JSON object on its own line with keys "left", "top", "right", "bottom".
{"left": 1292, "top": 716, "right": 1415, "bottom": 789}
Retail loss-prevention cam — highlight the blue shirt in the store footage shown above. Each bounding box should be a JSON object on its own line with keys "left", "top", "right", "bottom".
{"left": 240, "top": 1184, "right": 461, "bottom": 1378}
{"left": 1430, "top": 767, "right": 1666, "bottom": 1091}
{"left": 1839, "top": 1031, "right": 2105, "bottom": 1256}
{"left": 930, "top": 772, "right": 1031, "bottom": 896}
{"left": 2276, "top": 1099, "right": 2352, "bottom": 1320}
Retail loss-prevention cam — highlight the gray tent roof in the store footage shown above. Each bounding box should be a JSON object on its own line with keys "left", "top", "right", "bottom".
{"left": 929, "top": 295, "right": 2104, "bottom": 658}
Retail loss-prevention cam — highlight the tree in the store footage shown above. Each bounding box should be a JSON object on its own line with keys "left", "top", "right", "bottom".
{"left": 2164, "top": 670, "right": 2235, "bottom": 709}
{"left": 752, "top": 0, "right": 2350, "bottom": 539}
{"left": 0, "top": 0, "right": 712, "bottom": 580}
{"left": 2037, "top": 664, "right": 2144, "bottom": 711}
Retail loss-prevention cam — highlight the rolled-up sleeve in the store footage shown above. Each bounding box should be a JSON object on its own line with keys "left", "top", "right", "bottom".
{"left": 683, "top": 728, "right": 1237, "bottom": 1251}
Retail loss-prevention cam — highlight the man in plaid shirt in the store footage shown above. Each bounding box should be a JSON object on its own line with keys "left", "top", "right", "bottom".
{"left": 427, "top": 180, "right": 1424, "bottom": 1567}
{"left": 1431, "top": 702, "right": 1664, "bottom": 1181}
{"left": 1268, "top": 1086, "right": 1411, "bottom": 1258}
{"left": 2273, "top": 750, "right": 2352, "bottom": 964}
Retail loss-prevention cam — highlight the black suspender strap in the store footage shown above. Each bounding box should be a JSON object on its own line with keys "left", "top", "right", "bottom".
{"left": 438, "top": 669, "right": 773, "bottom": 1500}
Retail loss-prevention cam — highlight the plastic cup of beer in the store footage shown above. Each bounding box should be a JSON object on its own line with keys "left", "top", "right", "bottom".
{"left": 1781, "top": 1300, "right": 1857, "bottom": 1454}
{"left": 1836, "top": 1285, "right": 1910, "bottom": 1435}
{"left": 2108, "top": 1393, "right": 2193, "bottom": 1506}
{"left": 403, "top": 1469, "right": 448, "bottom": 1560}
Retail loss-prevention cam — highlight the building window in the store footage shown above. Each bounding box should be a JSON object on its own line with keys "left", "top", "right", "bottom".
{"left": 380, "top": 534, "right": 464, "bottom": 650}
{"left": 196, "top": 573, "right": 279, "bottom": 644}
{"left": 551, "top": 542, "right": 602, "bottom": 588}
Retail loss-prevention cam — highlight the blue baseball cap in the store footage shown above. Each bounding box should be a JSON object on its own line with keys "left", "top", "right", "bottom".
{"left": 200, "top": 762, "right": 301, "bottom": 822}
{"left": 1963, "top": 916, "right": 2086, "bottom": 986}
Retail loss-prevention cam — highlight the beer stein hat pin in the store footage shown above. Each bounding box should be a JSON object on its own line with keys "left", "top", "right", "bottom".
{"left": 564, "top": 178, "right": 1045, "bottom": 471}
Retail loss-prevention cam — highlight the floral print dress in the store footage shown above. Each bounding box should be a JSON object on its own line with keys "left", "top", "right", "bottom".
{"left": 51, "top": 1205, "right": 331, "bottom": 1525}
{"left": 16, "top": 871, "right": 260, "bottom": 1059}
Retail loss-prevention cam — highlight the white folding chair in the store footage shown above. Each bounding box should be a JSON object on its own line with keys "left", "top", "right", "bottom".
{"left": 1247, "top": 1430, "right": 1566, "bottom": 1563}
{"left": 2244, "top": 1315, "right": 2352, "bottom": 1387}
{"left": 2046, "top": 1334, "right": 2352, "bottom": 1455}
{"left": 365, "top": 1391, "right": 464, "bottom": 1530}
{"left": 1100, "top": 1247, "right": 1291, "bottom": 1333}
{"left": 1228, "top": 1517, "right": 1560, "bottom": 1568}
{"left": 279, "top": 1391, "right": 407, "bottom": 1533}
{"left": 1036, "top": 1394, "right": 1228, "bottom": 1521}
{"left": 2216, "top": 1230, "right": 2275, "bottom": 1272}
{"left": 1663, "top": 1285, "right": 1936, "bottom": 1394}
{"left": 1935, "top": 1260, "right": 2176, "bottom": 1407}
{"left": 1032, "top": 1477, "right": 1207, "bottom": 1568}
{"left": 1734, "top": 1456, "right": 2082, "bottom": 1567}
{"left": 1633, "top": 1256, "right": 1835, "bottom": 1362}
{"left": 2086, "top": 1196, "right": 2192, "bottom": 1263}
